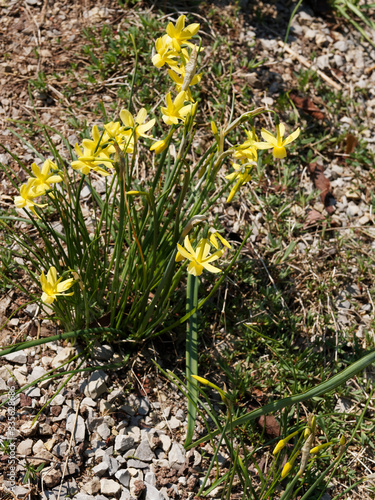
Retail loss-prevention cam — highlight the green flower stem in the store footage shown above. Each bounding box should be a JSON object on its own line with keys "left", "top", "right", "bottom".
{"left": 0, "top": 327, "right": 123, "bottom": 356}
{"left": 110, "top": 156, "right": 127, "bottom": 326}
{"left": 189, "top": 348, "right": 375, "bottom": 449}
{"left": 185, "top": 273, "right": 199, "bottom": 446}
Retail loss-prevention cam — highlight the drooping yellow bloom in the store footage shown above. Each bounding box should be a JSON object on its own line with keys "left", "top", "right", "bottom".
{"left": 160, "top": 91, "right": 193, "bottom": 125}
{"left": 256, "top": 123, "right": 300, "bottom": 159}
{"left": 150, "top": 129, "right": 174, "bottom": 155}
{"left": 225, "top": 160, "right": 254, "bottom": 203}
{"left": 281, "top": 451, "right": 300, "bottom": 479}
{"left": 310, "top": 442, "right": 333, "bottom": 454}
{"left": 152, "top": 34, "right": 179, "bottom": 68}
{"left": 30, "top": 159, "right": 62, "bottom": 192}
{"left": 192, "top": 375, "right": 229, "bottom": 404}
{"left": 40, "top": 266, "right": 74, "bottom": 305}
{"left": 119, "top": 108, "right": 155, "bottom": 140}
{"left": 166, "top": 15, "right": 200, "bottom": 51}
{"left": 273, "top": 430, "right": 300, "bottom": 455}
{"left": 14, "top": 178, "right": 47, "bottom": 218}
{"left": 208, "top": 228, "right": 232, "bottom": 250}
{"left": 176, "top": 236, "right": 225, "bottom": 276}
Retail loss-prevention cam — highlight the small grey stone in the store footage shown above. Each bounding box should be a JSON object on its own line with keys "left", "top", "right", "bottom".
{"left": 127, "top": 459, "right": 150, "bottom": 469}
{"left": 66, "top": 461, "right": 80, "bottom": 475}
{"left": 52, "top": 441, "right": 68, "bottom": 458}
{"left": 81, "top": 397, "right": 97, "bottom": 407}
{"left": 124, "top": 448, "right": 136, "bottom": 458}
{"left": 162, "top": 407, "right": 171, "bottom": 419}
{"left": 86, "top": 415, "right": 104, "bottom": 433}
{"left": 339, "top": 300, "right": 351, "bottom": 309}
{"left": 168, "top": 442, "right": 185, "bottom": 469}
{"left": 159, "top": 434, "right": 171, "bottom": 453}
{"left": 103, "top": 454, "right": 119, "bottom": 476}
{"left": 12, "top": 486, "right": 30, "bottom": 498}
{"left": 174, "top": 409, "right": 185, "bottom": 421}
{"left": 4, "top": 351, "right": 27, "bottom": 364}
{"left": 117, "top": 419, "right": 129, "bottom": 432}
{"left": 138, "top": 397, "right": 150, "bottom": 416}
{"left": 145, "top": 483, "right": 165, "bottom": 500}
{"left": 25, "top": 387, "right": 41, "bottom": 398}
{"left": 66, "top": 414, "right": 86, "bottom": 443}
{"left": 73, "top": 494, "right": 96, "bottom": 500}
{"left": 39, "top": 423, "right": 53, "bottom": 436}
{"left": 115, "top": 434, "right": 135, "bottom": 453}
{"left": 82, "top": 477, "right": 100, "bottom": 495}
{"left": 84, "top": 370, "right": 108, "bottom": 399}
{"left": 51, "top": 479, "right": 78, "bottom": 498}
{"left": 144, "top": 472, "right": 156, "bottom": 486}
{"left": 119, "top": 490, "right": 131, "bottom": 500}
{"left": 51, "top": 347, "right": 76, "bottom": 369}
{"left": 28, "top": 366, "right": 47, "bottom": 383}
{"left": 42, "top": 467, "right": 62, "bottom": 488}
{"left": 126, "top": 425, "right": 141, "bottom": 444}
{"left": 135, "top": 440, "right": 155, "bottom": 462}
{"left": 92, "top": 461, "right": 109, "bottom": 477}
{"left": 316, "top": 55, "right": 330, "bottom": 70}
{"left": 51, "top": 394, "right": 65, "bottom": 405}
{"left": 100, "top": 478, "right": 122, "bottom": 496}
{"left": 92, "top": 343, "right": 114, "bottom": 361}
{"left": 334, "top": 40, "right": 348, "bottom": 52}
{"left": 17, "top": 438, "right": 33, "bottom": 456}
{"left": 168, "top": 416, "right": 181, "bottom": 429}
{"left": 115, "top": 469, "right": 130, "bottom": 487}
{"left": 107, "top": 388, "right": 125, "bottom": 403}
{"left": 97, "top": 422, "right": 111, "bottom": 440}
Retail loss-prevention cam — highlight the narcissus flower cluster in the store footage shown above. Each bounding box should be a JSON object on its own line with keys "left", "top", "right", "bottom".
{"left": 72, "top": 108, "right": 155, "bottom": 176}
{"left": 151, "top": 15, "right": 202, "bottom": 148}
{"left": 14, "top": 159, "right": 62, "bottom": 217}
{"left": 224, "top": 123, "right": 300, "bottom": 202}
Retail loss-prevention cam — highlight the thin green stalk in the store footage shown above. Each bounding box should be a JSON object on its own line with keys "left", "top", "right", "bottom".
{"left": 185, "top": 273, "right": 200, "bottom": 446}
{"left": 285, "top": 0, "right": 304, "bottom": 43}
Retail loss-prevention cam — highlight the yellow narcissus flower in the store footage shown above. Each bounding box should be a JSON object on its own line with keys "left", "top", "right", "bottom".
{"left": 256, "top": 123, "right": 300, "bottom": 159}
{"left": 310, "top": 442, "right": 333, "bottom": 454}
{"left": 192, "top": 375, "right": 229, "bottom": 404}
{"left": 166, "top": 15, "right": 200, "bottom": 51}
{"left": 273, "top": 430, "right": 300, "bottom": 455}
{"left": 14, "top": 178, "right": 47, "bottom": 218}
{"left": 225, "top": 160, "right": 254, "bottom": 203}
{"left": 152, "top": 34, "right": 179, "bottom": 68}
{"left": 176, "top": 236, "right": 225, "bottom": 276}
{"left": 161, "top": 91, "right": 193, "bottom": 125}
{"left": 208, "top": 228, "right": 232, "bottom": 250}
{"left": 168, "top": 65, "right": 202, "bottom": 102}
{"left": 233, "top": 127, "right": 259, "bottom": 161}
{"left": 30, "top": 159, "right": 62, "bottom": 192}
{"left": 72, "top": 125, "right": 113, "bottom": 176}
{"left": 119, "top": 108, "right": 155, "bottom": 140}
{"left": 281, "top": 451, "right": 300, "bottom": 479}
{"left": 40, "top": 266, "right": 74, "bottom": 305}
{"left": 150, "top": 129, "right": 174, "bottom": 154}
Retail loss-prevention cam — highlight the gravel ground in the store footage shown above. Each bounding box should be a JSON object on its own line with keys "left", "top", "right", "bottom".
{"left": 1, "top": 0, "right": 375, "bottom": 498}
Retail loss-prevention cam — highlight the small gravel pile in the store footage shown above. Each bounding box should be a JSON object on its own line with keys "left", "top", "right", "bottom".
{"left": 1, "top": 340, "right": 219, "bottom": 500}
